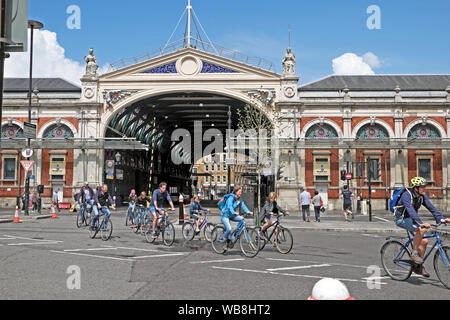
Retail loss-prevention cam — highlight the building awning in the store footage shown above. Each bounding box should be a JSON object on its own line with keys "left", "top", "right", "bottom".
{"left": 0, "top": 138, "right": 149, "bottom": 150}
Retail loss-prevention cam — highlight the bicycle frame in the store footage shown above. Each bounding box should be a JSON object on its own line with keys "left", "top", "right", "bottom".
{"left": 93, "top": 207, "right": 111, "bottom": 229}
{"left": 229, "top": 219, "right": 248, "bottom": 244}
{"left": 407, "top": 231, "right": 448, "bottom": 266}
{"left": 264, "top": 218, "right": 282, "bottom": 242}
{"left": 135, "top": 206, "right": 149, "bottom": 226}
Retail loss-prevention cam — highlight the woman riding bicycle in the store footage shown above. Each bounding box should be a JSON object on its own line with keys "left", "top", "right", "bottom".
{"left": 190, "top": 195, "right": 208, "bottom": 233}
{"left": 220, "top": 186, "right": 253, "bottom": 247}
{"left": 134, "top": 191, "right": 151, "bottom": 227}
{"left": 259, "top": 192, "right": 289, "bottom": 239}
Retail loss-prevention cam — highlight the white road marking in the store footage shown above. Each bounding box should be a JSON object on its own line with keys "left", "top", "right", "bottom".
{"left": 64, "top": 248, "right": 120, "bottom": 252}
{"left": 3, "top": 234, "right": 63, "bottom": 243}
{"left": 266, "top": 264, "right": 331, "bottom": 272}
{"left": 264, "top": 257, "right": 371, "bottom": 269}
{"left": 211, "top": 266, "right": 387, "bottom": 284}
{"left": 362, "top": 234, "right": 381, "bottom": 238}
{"left": 50, "top": 250, "right": 134, "bottom": 262}
{"left": 133, "top": 253, "right": 188, "bottom": 259}
{"left": 374, "top": 216, "right": 391, "bottom": 223}
{"left": 102, "top": 246, "right": 164, "bottom": 253}
{"left": 190, "top": 258, "right": 246, "bottom": 264}
{"left": 8, "top": 241, "right": 62, "bottom": 246}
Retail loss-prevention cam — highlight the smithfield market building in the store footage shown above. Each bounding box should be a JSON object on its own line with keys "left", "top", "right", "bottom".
{"left": 1, "top": 6, "right": 450, "bottom": 212}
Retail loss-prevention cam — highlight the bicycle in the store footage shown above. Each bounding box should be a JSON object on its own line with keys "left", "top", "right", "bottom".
{"left": 76, "top": 202, "right": 92, "bottom": 228}
{"left": 132, "top": 205, "right": 150, "bottom": 235}
{"left": 380, "top": 222, "right": 450, "bottom": 289}
{"left": 145, "top": 209, "right": 176, "bottom": 246}
{"left": 89, "top": 206, "right": 114, "bottom": 241}
{"left": 255, "top": 213, "right": 293, "bottom": 254}
{"left": 210, "top": 214, "right": 260, "bottom": 258}
{"left": 125, "top": 201, "right": 136, "bottom": 226}
{"left": 182, "top": 210, "right": 215, "bottom": 242}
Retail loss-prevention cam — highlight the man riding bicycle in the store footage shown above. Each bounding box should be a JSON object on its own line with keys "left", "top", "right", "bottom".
{"left": 79, "top": 182, "right": 95, "bottom": 217}
{"left": 394, "top": 177, "right": 450, "bottom": 277}
{"left": 128, "top": 189, "right": 137, "bottom": 220}
{"left": 149, "top": 182, "right": 175, "bottom": 237}
{"left": 91, "top": 184, "right": 116, "bottom": 231}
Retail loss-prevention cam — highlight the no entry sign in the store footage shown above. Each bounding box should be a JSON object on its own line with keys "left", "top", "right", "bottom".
{"left": 346, "top": 173, "right": 353, "bottom": 180}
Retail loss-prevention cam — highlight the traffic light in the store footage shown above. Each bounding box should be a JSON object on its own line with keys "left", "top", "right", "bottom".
{"left": 277, "top": 164, "right": 285, "bottom": 181}
{"left": 368, "top": 159, "right": 382, "bottom": 180}
{"left": 340, "top": 170, "right": 347, "bottom": 181}
{"left": 355, "top": 162, "right": 363, "bottom": 178}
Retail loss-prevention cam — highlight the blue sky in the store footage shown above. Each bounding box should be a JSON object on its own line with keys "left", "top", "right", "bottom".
{"left": 24, "top": 0, "right": 450, "bottom": 84}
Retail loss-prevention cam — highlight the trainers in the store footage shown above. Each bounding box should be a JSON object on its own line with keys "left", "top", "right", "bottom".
{"left": 421, "top": 267, "right": 430, "bottom": 278}
{"left": 411, "top": 253, "right": 423, "bottom": 264}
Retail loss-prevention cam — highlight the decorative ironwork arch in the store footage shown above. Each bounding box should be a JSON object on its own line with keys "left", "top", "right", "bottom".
{"left": 356, "top": 123, "right": 389, "bottom": 140}
{"left": 1, "top": 124, "right": 23, "bottom": 139}
{"left": 408, "top": 123, "right": 441, "bottom": 140}
{"left": 305, "top": 123, "right": 338, "bottom": 140}
{"left": 43, "top": 124, "right": 75, "bottom": 139}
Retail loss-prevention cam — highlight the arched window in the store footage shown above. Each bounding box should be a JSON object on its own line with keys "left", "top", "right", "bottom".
{"left": 305, "top": 123, "right": 338, "bottom": 140}
{"left": 407, "top": 123, "right": 441, "bottom": 140}
{"left": 1, "top": 124, "right": 24, "bottom": 139}
{"left": 43, "top": 124, "right": 74, "bottom": 139}
{"left": 356, "top": 123, "right": 389, "bottom": 141}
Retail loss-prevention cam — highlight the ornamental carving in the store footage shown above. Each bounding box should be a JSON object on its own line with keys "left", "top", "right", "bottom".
{"left": 103, "top": 90, "right": 136, "bottom": 111}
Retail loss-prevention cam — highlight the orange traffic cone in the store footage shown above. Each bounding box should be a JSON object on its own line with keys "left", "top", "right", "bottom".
{"left": 51, "top": 204, "right": 59, "bottom": 219}
{"left": 183, "top": 204, "right": 186, "bottom": 221}
{"left": 13, "top": 206, "right": 20, "bottom": 223}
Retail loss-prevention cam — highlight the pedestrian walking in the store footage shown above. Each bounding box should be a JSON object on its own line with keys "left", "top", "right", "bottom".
{"left": 312, "top": 191, "right": 322, "bottom": 222}
{"left": 341, "top": 185, "right": 353, "bottom": 222}
{"left": 52, "top": 189, "right": 61, "bottom": 213}
{"left": 299, "top": 187, "right": 311, "bottom": 222}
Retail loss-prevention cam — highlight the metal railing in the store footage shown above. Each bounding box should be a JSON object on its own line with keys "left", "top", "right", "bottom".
{"left": 105, "top": 38, "right": 277, "bottom": 74}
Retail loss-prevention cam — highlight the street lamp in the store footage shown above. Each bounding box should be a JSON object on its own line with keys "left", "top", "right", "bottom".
{"left": 24, "top": 20, "right": 44, "bottom": 216}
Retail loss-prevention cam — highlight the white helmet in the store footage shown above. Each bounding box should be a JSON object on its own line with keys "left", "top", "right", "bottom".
{"left": 308, "top": 278, "right": 354, "bottom": 300}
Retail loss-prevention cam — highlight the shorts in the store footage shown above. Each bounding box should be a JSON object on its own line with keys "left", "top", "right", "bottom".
{"left": 395, "top": 217, "right": 419, "bottom": 233}
{"left": 149, "top": 206, "right": 164, "bottom": 216}
{"left": 343, "top": 203, "right": 352, "bottom": 211}
{"left": 264, "top": 216, "right": 276, "bottom": 224}
{"left": 190, "top": 213, "right": 199, "bottom": 220}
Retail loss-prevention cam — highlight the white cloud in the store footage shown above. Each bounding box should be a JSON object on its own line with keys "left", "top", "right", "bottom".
{"left": 362, "top": 52, "right": 381, "bottom": 69}
{"left": 4, "top": 29, "right": 106, "bottom": 85}
{"left": 332, "top": 53, "right": 376, "bottom": 75}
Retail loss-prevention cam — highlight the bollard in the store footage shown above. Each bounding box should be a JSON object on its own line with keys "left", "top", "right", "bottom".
{"left": 179, "top": 194, "right": 184, "bottom": 225}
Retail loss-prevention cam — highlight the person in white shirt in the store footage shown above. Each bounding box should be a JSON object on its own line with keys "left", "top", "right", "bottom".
{"left": 299, "top": 187, "right": 312, "bottom": 222}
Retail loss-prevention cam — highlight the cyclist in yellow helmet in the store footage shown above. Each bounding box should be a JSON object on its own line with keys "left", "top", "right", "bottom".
{"left": 394, "top": 177, "right": 450, "bottom": 277}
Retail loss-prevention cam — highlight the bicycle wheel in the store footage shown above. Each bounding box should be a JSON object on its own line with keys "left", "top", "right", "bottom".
{"left": 204, "top": 223, "right": 215, "bottom": 242}
{"left": 434, "top": 245, "right": 450, "bottom": 289}
{"left": 89, "top": 223, "right": 98, "bottom": 239}
{"left": 254, "top": 227, "right": 267, "bottom": 251}
{"left": 125, "top": 209, "right": 134, "bottom": 226}
{"left": 100, "top": 217, "right": 113, "bottom": 241}
{"left": 85, "top": 210, "right": 92, "bottom": 226}
{"left": 76, "top": 212, "right": 84, "bottom": 228}
{"left": 145, "top": 227, "right": 156, "bottom": 243}
{"left": 162, "top": 222, "right": 175, "bottom": 246}
{"left": 380, "top": 240, "right": 413, "bottom": 281}
{"left": 182, "top": 222, "right": 195, "bottom": 241}
{"left": 140, "top": 215, "right": 150, "bottom": 236}
{"left": 239, "top": 227, "right": 260, "bottom": 258}
{"left": 275, "top": 227, "right": 293, "bottom": 254}
{"left": 211, "top": 225, "right": 227, "bottom": 254}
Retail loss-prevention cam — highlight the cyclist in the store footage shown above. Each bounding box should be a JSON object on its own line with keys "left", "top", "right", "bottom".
{"left": 220, "top": 186, "right": 253, "bottom": 247}
{"left": 149, "top": 182, "right": 175, "bottom": 237}
{"left": 190, "top": 195, "right": 208, "bottom": 233}
{"left": 127, "top": 189, "right": 137, "bottom": 223}
{"left": 91, "top": 184, "right": 116, "bottom": 231}
{"left": 259, "top": 192, "right": 289, "bottom": 239}
{"left": 135, "top": 191, "right": 151, "bottom": 228}
{"left": 79, "top": 182, "right": 95, "bottom": 218}
{"left": 394, "top": 177, "right": 450, "bottom": 277}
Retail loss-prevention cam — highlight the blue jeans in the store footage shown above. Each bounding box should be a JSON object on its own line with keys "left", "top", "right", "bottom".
{"left": 128, "top": 203, "right": 136, "bottom": 219}
{"left": 221, "top": 215, "right": 244, "bottom": 241}
{"left": 136, "top": 206, "right": 149, "bottom": 226}
{"left": 92, "top": 206, "right": 110, "bottom": 227}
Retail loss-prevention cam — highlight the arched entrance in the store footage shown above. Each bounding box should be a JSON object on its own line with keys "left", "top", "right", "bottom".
{"left": 102, "top": 90, "right": 275, "bottom": 206}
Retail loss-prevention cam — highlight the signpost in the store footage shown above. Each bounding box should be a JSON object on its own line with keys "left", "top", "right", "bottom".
{"left": 23, "top": 122, "right": 36, "bottom": 139}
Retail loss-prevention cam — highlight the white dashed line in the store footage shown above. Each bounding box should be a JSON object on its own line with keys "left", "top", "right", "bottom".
{"left": 266, "top": 264, "right": 331, "bottom": 272}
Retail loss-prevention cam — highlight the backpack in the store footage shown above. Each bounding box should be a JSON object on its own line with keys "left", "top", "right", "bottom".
{"left": 389, "top": 188, "right": 412, "bottom": 213}
{"left": 218, "top": 194, "right": 233, "bottom": 210}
